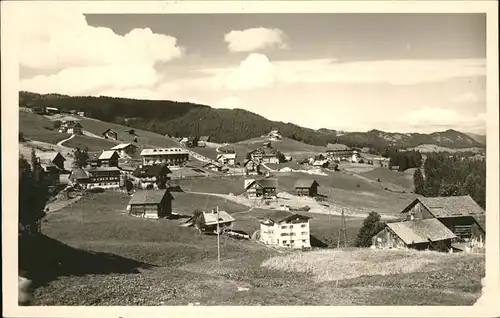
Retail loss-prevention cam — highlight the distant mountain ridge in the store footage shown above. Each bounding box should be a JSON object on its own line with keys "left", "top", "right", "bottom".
{"left": 19, "top": 91, "right": 485, "bottom": 150}
{"left": 464, "top": 132, "right": 486, "bottom": 145}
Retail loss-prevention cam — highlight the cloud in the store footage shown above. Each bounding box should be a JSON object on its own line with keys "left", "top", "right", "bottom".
{"left": 199, "top": 55, "right": 486, "bottom": 90}
{"left": 450, "top": 91, "right": 481, "bottom": 103}
{"left": 224, "top": 27, "right": 288, "bottom": 52}
{"left": 17, "top": 5, "right": 183, "bottom": 97}
{"left": 224, "top": 54, "right": 277, "bottom": 90}
{"left": 399, "top": 107, "right": 486, "bottom": 134}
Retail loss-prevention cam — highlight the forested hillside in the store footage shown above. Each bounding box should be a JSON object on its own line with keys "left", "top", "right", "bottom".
{"left": 20, "top": 91, "right": 485, "bottom": 149}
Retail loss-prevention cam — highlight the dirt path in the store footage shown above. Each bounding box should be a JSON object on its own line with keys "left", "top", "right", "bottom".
{"left": 56, "top": 134, "right": 75, "bottom": 147}
{"left": 45, "top": 195, "right": 83, "bottom": 213}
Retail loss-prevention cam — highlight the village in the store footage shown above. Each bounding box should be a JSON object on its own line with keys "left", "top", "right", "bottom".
{"left": 23, "top": 107, "right": 486, "bottom": 255}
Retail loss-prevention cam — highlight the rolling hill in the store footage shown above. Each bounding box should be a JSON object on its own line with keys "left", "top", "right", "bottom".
{"left": 465, "top": 132, "right": 486, "bottom": 145}
{"left": 20, "top": 91, "right": 485, "bottom": 150}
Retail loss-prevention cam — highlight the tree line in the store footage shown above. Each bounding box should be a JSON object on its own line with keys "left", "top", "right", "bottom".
{"left": 413, "top": 153, "right": 486, "bottom": 209}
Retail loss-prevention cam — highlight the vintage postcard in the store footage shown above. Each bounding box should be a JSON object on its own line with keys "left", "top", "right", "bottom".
{"left": 2, "top": 1, "right": 499, "bottom": 317}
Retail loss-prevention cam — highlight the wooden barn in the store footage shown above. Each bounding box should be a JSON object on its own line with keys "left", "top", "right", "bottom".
{"left": 400, "top": 196, "right": 485, "bottom": 242}
{"left": 127, "top": 189, "right": 174, "bottom": 219}
{"left": 372, "top": 219, "right": 457, "bottom": 252}
{"left": 102, "top": 128, "right": 118, "bottom": 140}
{"left": 132, "top": 164, "right": 171, "bottom": 189}
{"left": 244, "top": 178, "right": 278, "bottom": 199}
{"left": 294, "top": 179, "right": 320, "bottom": 197}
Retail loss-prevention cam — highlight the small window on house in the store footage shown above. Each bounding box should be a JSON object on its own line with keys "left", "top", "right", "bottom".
{"left": 302, "top": 240, "right": 306, "bottom": 243}
{"left": 301, "top": 224, "right": 306, "bottom": 228}
{"left": 282, "top": 240, "right": 287, "bottom": 244}
{"left": 281, "top": 226, "right": 287, "bottom": 229}
{"left": 289, "top": 225, "right": 293, "bottom": 229}
{"left": 301, "top": 232, "right": 308, "bottom": 235}
{"left": 290, "top": 240, "right": 294, "bottom": 243}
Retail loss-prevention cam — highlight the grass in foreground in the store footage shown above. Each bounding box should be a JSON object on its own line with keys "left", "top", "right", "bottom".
{"left": 25, "top": 191, "right": 484, "bottom": 306}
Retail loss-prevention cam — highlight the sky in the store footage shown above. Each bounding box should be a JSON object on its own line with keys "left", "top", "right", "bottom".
{"left": 17, "top": 9, "right": 487, "bottom": 134}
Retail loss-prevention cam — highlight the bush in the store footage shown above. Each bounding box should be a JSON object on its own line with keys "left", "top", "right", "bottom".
{"left": 89, "top": 187, "right": 105, "bottom": 193}
{"left": 377, "top": 178, "right": 381, "bottom": 182}
{"left": 354, "top": 212, "right": 386, "bottom": 247}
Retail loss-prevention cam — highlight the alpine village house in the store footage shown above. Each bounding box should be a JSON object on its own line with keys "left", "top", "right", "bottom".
{"left": 372, "top": 195, "right": 486, "bottom": 252}
{"left": 244, "top": 178, "right": 278, "bottom": 199}
{"left": 259, "top": 210, "right": 312, "bottom": 249}
{"left": 132, "top": 164, "right": 171, "bottom": 190}
{"left": 127, "top": 189, "right": 174, "bottom": 219}
{"left": 140, "top": 148, "right": 190, "bottom": 168}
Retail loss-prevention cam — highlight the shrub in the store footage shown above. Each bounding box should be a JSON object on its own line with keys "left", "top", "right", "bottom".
{"left": 354, "top": 212, "right": 386, "bottom": 247}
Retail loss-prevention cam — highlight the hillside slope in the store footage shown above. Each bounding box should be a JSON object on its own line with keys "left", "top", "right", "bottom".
{"left": 20, "top": 91, "right": 484, "bottom": 149}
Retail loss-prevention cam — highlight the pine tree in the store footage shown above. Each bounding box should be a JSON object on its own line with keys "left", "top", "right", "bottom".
{"left": 413, "top": 168, "right": 425, "bottom": 195}
{"left": 73, "top": 147, "right": 89, "bottom": 168}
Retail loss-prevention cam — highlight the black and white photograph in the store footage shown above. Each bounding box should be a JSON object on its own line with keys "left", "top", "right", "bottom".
{"left": 2, "top": 0, "right": 499, "bottom": 316}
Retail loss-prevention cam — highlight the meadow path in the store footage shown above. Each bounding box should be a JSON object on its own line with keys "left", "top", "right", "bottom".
{"left": 56, "top": 134, "right": 75, "bottom": 147}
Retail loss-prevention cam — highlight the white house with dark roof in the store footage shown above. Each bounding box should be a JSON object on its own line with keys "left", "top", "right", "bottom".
{"left": 111, "top": 143, "right": 138, "bottom": 158}
{"left": 140, "top": 148, "right": 190, "bottom": 168}
{"left": 259, "top": 210, "right": 312, "bottom": 249}
{"left": 216, "top": 153, "right": 237, "bottom": 166}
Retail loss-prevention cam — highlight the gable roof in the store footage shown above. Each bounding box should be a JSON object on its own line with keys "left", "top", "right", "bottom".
{"left": 386, "top": 219, "right": 457, "bottom": 245}
{"left": 86, "top": 167, "right": 121, "bottom": 176}
{"left": 243, "top": 159, "right": 259, "bottom": 167}
{"left": 261, "top": 210, "right": 311, "bottom": 223}
{"left": 99, "top": 150, "right": 120, "bottom": 160}
{"left": 217, "top": 153, "right": 237, "bottom": 160}
{"left": 70, "top": 168, "right": 90, "bottom": 180}
{"left": 64, "top": 121, "right": 82, "bottom": 128}
{"left": 295, "top": 179, "right": 319, "bottom": 188}
{"left": 133, "top": 164, "right": 172, "bottom": 177}
{"left": 203, "top": 161, "right": 223, "bottom": 168}
{"left": 201, "top": 210, "right": 235, "bottom": 226}
{"left": 402, "top": 195, "right": 485, "bottom": 218}
{"left": 111, "top": 143, "right": 138, "bottom": 150}
{"left": 102, "top": 128, "right": 117, "bottom": 135}
{"left": 37, "top": 151, "right": 66, "bottom": 162}
{"left": 246, "top": 178, "right": 278, "bottom": 190}
{"left": 198, "top": 136, "right": 211, "bottom": 142}
{"left": 129, "top": 190, "right": 173, "bottom": 205}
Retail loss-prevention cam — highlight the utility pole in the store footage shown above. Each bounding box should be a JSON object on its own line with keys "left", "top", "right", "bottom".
{"left": 337, "top": 208, "right": 348, "bottom": 249}
{"left": 216, "top": 206, "right": 221, "bottom": 262}
{"left": 328, "top": 189, "right": 331, "bottom": 220}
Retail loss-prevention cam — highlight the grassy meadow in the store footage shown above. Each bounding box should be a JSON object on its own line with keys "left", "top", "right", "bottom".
{"left": 23, "top": 191, "right": 484, "bottom": 306}
{"left": 19, "top": 112, "right": 71, "bottom": 144}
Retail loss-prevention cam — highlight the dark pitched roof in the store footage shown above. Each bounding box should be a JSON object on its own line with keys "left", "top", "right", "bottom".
{"left": 132, "top": 164, "right": 171, "bottom": 177}
{"left": 37, "top": 151, "right": 66, "bottom": 162}
{"left": 102, "top": 128, "right": 117, "bottom": 134}
{"left": 402, "top": 195, "right": 485, "bottom": 218}
{"left": 386, "top": 219, "right": 457, "bottom": 245}
{"left": 129, "top": 190, "right": 173, "bottom": 205}
{"left": 70, "top": 168, "right": 90, "bottom": 180}
{"left": 261, "top": 210, "right": 311, "bottom": 223}
{"left": 257, "top": 178, "right": 278, "bottom": 189}
{"left": 198, "top": 136, "right": 211, "bottom": 142}
{"left": 294, "top": 179, "right": 319, "bottom": 189}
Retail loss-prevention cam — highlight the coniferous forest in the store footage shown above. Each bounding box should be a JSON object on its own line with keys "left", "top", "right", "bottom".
{"left": 413, "top": 153, "right": 486, "bottom": 209}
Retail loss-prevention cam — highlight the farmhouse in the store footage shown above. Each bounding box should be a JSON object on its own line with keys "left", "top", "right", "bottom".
{"left": 267, "top": 129, "right": 282, "bottom": 140}
{"left": 249, "top": 148, "right": 280, "bottom": 164}
{"left": 216, "top": 153, "right": 237, "bottom": 166}
{"left": 127, "top": 189, "right": 174, "bottom": 219}
{"left": 312, "top": 159, "right": 329, "bottom": 168}
{"left": 244, "top": 178, "right": 278, "bottom": 199}
{"left": 102, "top": 128, "right": 118, "bottom": 140}
{"left": 98, "top": 150, "right": 120, "bottom": 168}
{"left": 203, "top": 161, "right": 225, "bottom": 172}
{"left": 197, "top": 136, "right": 211, "bottom": 147}
{"left": 372, "top": 219, "right": 457, "bottom": 252}
{"left": 111, "top": 143, "right": 138, "bottom": 158}
{"left": 37, "top": 160, "right": 62, "bottom": 187}
{"left": 45, "top": 107, "right": 60, "bottom": 115}
{"left": 132, "top": 164, "right": 171, "bottom": 189}
{"left": 243, "top": 159, "right": 261, "bottom": 175}
{"left": 189, "top": 209, "right": 235, "bottom": 234}
{"left": 400, "top": 196, "right": 485, "bottom": 242}
{"left": 325, "top": 144, "right": 353, "bottom": 160}
{"left": 259, "top": 210, "right": 312, "bottom": 249}
{"left": 58, "top": 120, "right": 83, "bottom": 135}
{"left": 69, "top": 166, "right": 122, "bottom": 189}
{"left": 37, "top": 151, "right": 66, "bottom": 172}
{"left": 295, "top": 179, "right": 320, "bottom": 197}
{"left": 140, "top": 148, "right": 190, "bottom": 168}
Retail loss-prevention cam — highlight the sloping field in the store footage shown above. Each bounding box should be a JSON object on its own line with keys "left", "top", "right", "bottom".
{"left": 408, "top": 144, "right": 485, "bottom": 153}
{"left": 221, "top": 137, "right": 326, "bottom": 163}
{"left": 22, "top": 191, "right": 484, "bottom": 306}
{"left": 19, "top": 112, "right": 71, "bottom": 144}
{"left": 62, "top": 135, "right": 122, "bottom": 151}
{"left": 360, "top": 167, "right": 414, "bottom": 191}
